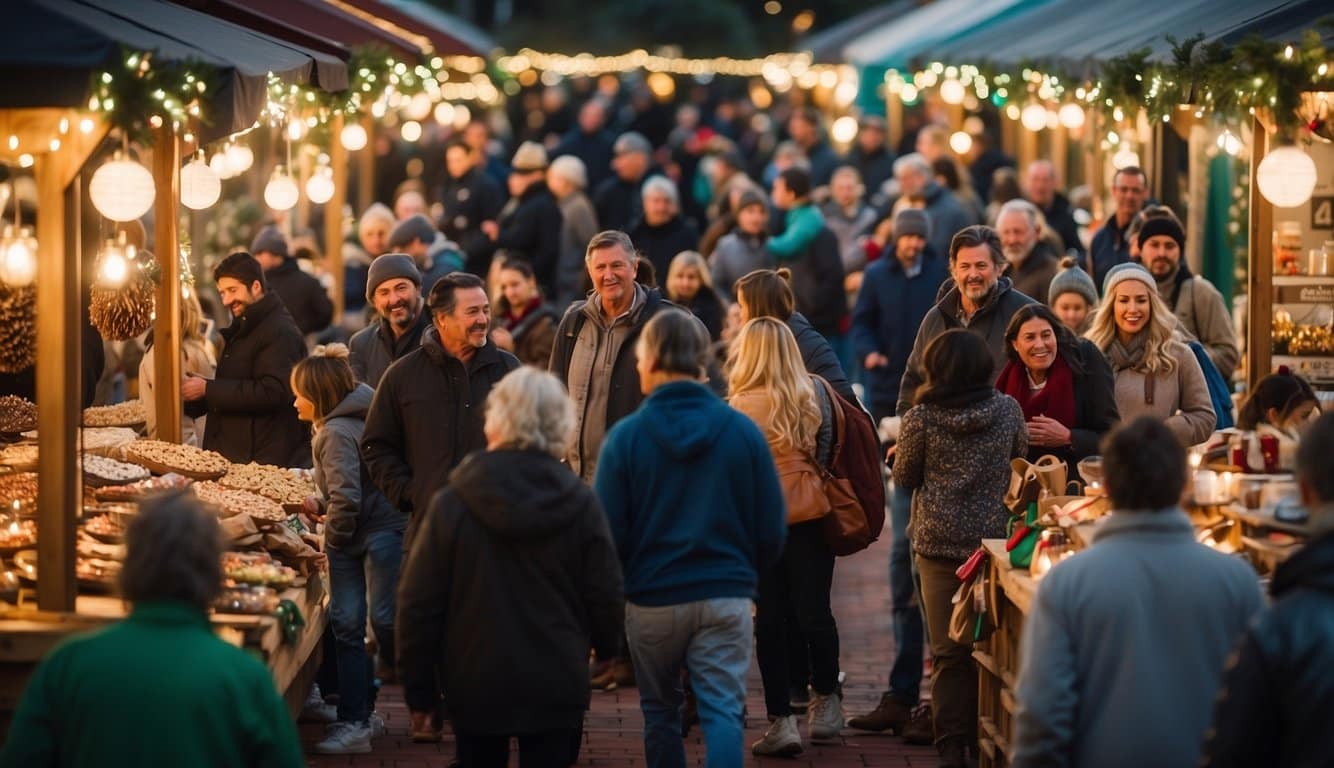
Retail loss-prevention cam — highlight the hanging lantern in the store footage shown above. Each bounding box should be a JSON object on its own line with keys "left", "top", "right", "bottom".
{"left": 90, "top": 234, "right": 158, "bottom": 341}
{"left": 433, "top": 102, "right": 456, "bottom": 126}
{"left": 0, "top": 226, "right": 37, "bottom": 287}
{"left": 1058, "top": 103, "right": 1086, "bottom": 129}
{"left": 209, "top": 151, "right": 231, "bottom": 179}
{"left": 341, "top": 123, "right": 368, "bottom": 151}
{"left": 286, "top": 117, "right": 306, "bottom": 142}
{"left": 264, "top": 166, "right": 299, "bottom": 211}
{"left": 406, "top": 92, "right": 433, "bottom": 121}
{"left": 939, "top": 79, "right": 965, "bottom": 106}
{"left": 224, "top": 143, "right": 254, "bottom": 176}
{"left": 400, "top": 120, "right": 423, "bottom": 143}
{"left": 949, "top": 131, "right": 973, "bottom": 155}
{"left": 89, "top": 155, "right": 155, "bottom": 222}
{"left": 1020, "top": 103, "right": 1048, "bottom": 132}
{"left": 830, "top": 116, "right": 858, "bottom": 144}
{"left": 1112, "top": 148, "right": 1141, "bottom": 170}
{"left": 306, "top": 166, "right": 335, "bottom": 205}
{"left": 180, "top": 157, "right": 221, "bottom": 210}
{"left": 1256, "top": 145, "right": 1317, "bottom": 208}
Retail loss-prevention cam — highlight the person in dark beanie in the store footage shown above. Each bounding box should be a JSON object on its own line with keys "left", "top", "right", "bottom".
{"left": 348, "top": 254, "right": 429, "bottom": 388}
{"left": 1202, "top": 411, "right": 1334, "bottom": 768}
{"left": 184, "top": 252, "right": 309, "bottom": 467}
{"left": 388, "top": 215, "right": 461, "bottom": 298}
{"left": 1012, "top": 417, "right": 1262, "bottom": 768}
{"left": 250, "top": 225, "right": 333, "bottom": 337}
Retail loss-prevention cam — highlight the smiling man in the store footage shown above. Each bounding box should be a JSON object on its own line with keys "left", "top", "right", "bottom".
{"left": 348, "top": 254, "right": 428, "bottom": 387}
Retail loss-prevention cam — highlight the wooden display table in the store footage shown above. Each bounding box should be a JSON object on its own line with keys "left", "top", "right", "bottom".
{"left": 975, "top": 539, "right": 1034, "bottom": 768}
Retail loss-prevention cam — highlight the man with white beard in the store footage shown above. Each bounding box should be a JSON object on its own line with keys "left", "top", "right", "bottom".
{"left": 995, "top": 199, "right": 1061, "bottom": 304}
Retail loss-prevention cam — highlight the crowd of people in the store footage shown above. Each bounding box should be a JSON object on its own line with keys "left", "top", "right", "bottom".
{"left": 3, "top": 90, "right": 1332, "bottom": 768}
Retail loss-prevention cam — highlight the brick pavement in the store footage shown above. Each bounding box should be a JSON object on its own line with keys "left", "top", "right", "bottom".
{"left": 301, "top": 530, "right": 936, "bottom": 766}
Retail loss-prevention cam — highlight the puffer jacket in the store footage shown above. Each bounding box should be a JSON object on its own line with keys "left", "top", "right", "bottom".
{"left": 710, "top": 230, "right": 773, "bottom": 302}
{"left": 894, "top": 390, "right": 1027, "bottom": 561}
{"left": 313, "top": 384, "right": 403, "bottom": 550}
{"left": 1201, "top": 528, "right": 1334, "bottom": 768}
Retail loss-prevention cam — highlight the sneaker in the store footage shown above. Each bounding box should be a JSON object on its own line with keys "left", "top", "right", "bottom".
{"left": 847, "top": 692, "right": 912, "bottom": 733}
{"left": 315, "top": 721, "right": 372, "bottom": 754}
{"left": 808, "top": 691, "right": 844, "bottom": 742}
{"left": 368, "top": 711, "right": 387, "bottom": 739}
{"left": 751, "top": 715, "right": 803, "bottom": 757}
{"left": 789, "top": 685, "right": 810, "bottom": 714}
{"left": 299, "top": 685, "right": 337, "bottom": 724}
{"left": 902, "top": 702, "right": 934, "bottom": 745}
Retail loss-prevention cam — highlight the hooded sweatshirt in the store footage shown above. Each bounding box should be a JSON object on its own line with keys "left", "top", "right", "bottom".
{"left": 893, "top": 390, "right": 1028, "bottom": 561}
{"left": 594, "top": 380, "right": 787, "bottom": 606}
{"left": 396, "top": 449, "right": 623, "bottom": 733}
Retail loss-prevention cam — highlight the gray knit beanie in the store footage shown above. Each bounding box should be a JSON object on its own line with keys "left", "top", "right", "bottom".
{"left": 366, "top": 253, "right": 422, "bottom": 302}
{"left": 249, "top": 225, "right": 288, "bottom": 258}
{"left": 893, "top": 208, "right": 930, "bottom": 242}
{"left": 1048, "top": 257, "right": 1098, "bottom": 307}
{"left": 388, "top": 214, "right": 438, "bottom": 250}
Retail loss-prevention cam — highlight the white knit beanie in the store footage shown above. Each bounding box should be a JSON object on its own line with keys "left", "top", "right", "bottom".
{"left": 1101, "top": 262, "right": 1156, "bottom": 298}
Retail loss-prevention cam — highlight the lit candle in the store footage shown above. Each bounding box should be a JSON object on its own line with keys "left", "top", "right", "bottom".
{"left": 1194, "top": 470, "right": 1218, "bottom": 505}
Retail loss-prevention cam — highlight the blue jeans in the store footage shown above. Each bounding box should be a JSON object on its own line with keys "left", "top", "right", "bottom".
{"left": 888, "top": 482, "right": 924, "bottom": 705}
{"left": 328, "top": 528, "right": 403, "bottom": 722}
{"left": 625, "top": 598, "right": 752, "bottom": 768}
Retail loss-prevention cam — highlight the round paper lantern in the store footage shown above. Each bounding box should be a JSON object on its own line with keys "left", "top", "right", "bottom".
{"left": 0, "top": 230, "right": 37, "bottom": 287}
{"left": 939, "top": 79, "right": 966, "bottom": 106}
{"left": 341, "top": 123, "right": 368, "bottom": 151}
{"left": 1256, "top": 146, "right": 1317, "bottom": 208}
{"left": 209, "top": 152, "right": 231, "bottom": 179}
{"left": 1020, "top": 103, "right": 1048, "bottom": 132}
{"left": 89, "top": 158, "right": 155, "bottom": 222}
{"left": 180, "top": 158, "right": 221, "bottom": 210}
{"left": 433, "top": 102, "right": 456, "bottom": 126}
{"left": 264, "top": 168, "right": 299, "bottom": 211}
{"left": 306, "top": 168, "right": 335, "bottom": 204}
{"left": 1058, "top": 103, "right": 1086, "bottom": 129}
{"left": 407, "top": 92, "right": 433, "bottom": 121}
{"left": 949, "top": 131, "right": 973, "bottom": 155}
{"left": 401, "top": 120, "right": 423, "bottom": 143}
{"left": 830, "top": 116, "right": 858, "bottom": 144}
{"left": 224, "top": 143, "right": 254, "bottom": 176}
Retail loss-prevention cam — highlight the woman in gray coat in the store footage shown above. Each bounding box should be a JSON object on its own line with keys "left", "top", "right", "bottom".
{"left": 292, "top": 344, "right": 405, "bottom": 755}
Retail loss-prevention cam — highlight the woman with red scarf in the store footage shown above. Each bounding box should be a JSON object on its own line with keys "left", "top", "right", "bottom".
{"left": 491, "top": 258, "right": 559, "bottom": 368}
{"left": 996, "top": 304, "right": 1119, "bottom": 468}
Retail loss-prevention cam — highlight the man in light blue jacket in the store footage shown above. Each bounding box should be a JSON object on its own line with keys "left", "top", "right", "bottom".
{"left": 1011, "top": 417, "right": 1263, "bottom": 768}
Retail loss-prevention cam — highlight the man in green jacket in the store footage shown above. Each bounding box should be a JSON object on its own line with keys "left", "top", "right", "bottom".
{"left": 0, "top": 493, "right": 303, "bottom": 768}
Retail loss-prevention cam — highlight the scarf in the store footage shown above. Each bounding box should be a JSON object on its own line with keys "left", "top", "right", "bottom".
{"left": 995, "top": 353, "right": 1076, "bottom": 427}
{"left": 503, "top": 297, "right": 543, "bottom": 331}
{"left": 1107, "top": 332, "right": 1148, "bottom": 372}
{"left": 917, "top": 383, "right": 996, "bottom": 410}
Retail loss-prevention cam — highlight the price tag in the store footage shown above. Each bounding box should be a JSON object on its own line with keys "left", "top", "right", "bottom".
{"left": 1313, "top": 196, "right": 1334, "bottom": 231}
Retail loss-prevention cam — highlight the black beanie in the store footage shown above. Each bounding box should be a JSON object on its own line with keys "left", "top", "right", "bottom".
{"left": 213, "top": 251, "right": 267, "bottom": 290}
{"left": 1137, "top": 217, "right": 1184, "bottom": 251}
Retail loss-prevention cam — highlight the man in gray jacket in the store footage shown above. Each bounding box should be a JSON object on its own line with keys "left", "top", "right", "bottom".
{"left": 1011, "top": 417, "right": 1263, "bottom": 768}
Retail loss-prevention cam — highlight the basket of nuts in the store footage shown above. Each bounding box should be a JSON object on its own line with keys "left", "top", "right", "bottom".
{"left": 124, "top": 440, "right": 229, "bottom": 481}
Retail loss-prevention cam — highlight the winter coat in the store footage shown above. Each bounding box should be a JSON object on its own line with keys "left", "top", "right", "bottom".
{"left": 996, "top": 339, "right": 1120, "bottom": 467}
{"left": 894, "top": 390, "right": 1027, "bottom": 561}
{"left": 1086, "top": 214, "right": 1134, "bottom": 293}
{"left": 361, "top": 329, "right": 520, "bottom": 545}
{"left": 628, "top": 215, "right": 700, "bottom": 283}
{"left": 492, "top": 182, "right": 563, "bottom": 296}
{"left": 396, "top": 449, "right": 623, "bottom": 733}
{"left": 555, "top": 192, "right": 599, "bottom": 307}
{"left": 802, "top": 140, "right": 841, "bottom": 187}
{"left": 676, "top": 287, "right": 725, "bottom": 341}
{"left": 1035, "top": 193, "right": 1084, "bottom": 259}
{"left": 502, "top": 303, "right": 560, "bottom": 368}
{"left": 710, "top": 230, "right": 773, "bottom": 302}
{"left": 313, "top": 384, "right": 403, "bottom": 550}
{"left": 263, "top": 258, "right": 333, "bottom": 336}
{"left": 788, "top": 226, "right": 846, "bottom": 337}
{"left": 340, "top": 240, "right": 372, "bottom": 317}
{"left": 1202, "top": 527, "right": 1334, "bottom": 768}
{"left": 921, "top": 181, "right": 977, "bottom": 261}
{"left": 202, "top": 293, "right": 310, "bottom": 468}
{"left": 594, "top": 380, "right": 787, "bottom": 606}
{"left": 820, "top": 200, "right": 878, "bottom": 273}
{"left": 439, "top": 167, "right": 505, "bottom": 276}
{"left": 789, "top": 311, "right": 856, "bottom": 404}
{"left": 843, "top": 144, "right": 897, "bottom": 197}
{"left": 1012, "top": 508, "right": 1263, "bottom": 768}
{"left": 897, "top": 276, "right": 1038, "bottom": 415}
{"left": 1104, "top": 339, "right": 1216, "bottom": 446}
{"left": 851, "top": 250, "right": 948, "bottom": 410}
{"left": 347, "top": 307, "right": 431, "bottom": 388}
{"left": 0, "top": 601, "right": 303, "bottom": 768}
{"left": 1157, "top": 265, "right": 1240, "bottom": 381}
{"left": 553, "top": 128, "right": 616, "bottom": 190}
{"left": 418, "top": 233, "right": 465, "bottom": 296}
{"left": 968, "top": 146, "right": 1015, "bottom": 204}
{"left": 592, "top": 173, "right": 651, "bottom": 232}
{"left": 1006, "top": 240, "right": 1062, "bottom": 305}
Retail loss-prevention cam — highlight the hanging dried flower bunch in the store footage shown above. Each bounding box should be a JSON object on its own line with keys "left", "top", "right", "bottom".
{"left": 0, "top": 282, "right": 36, "bottom": 373}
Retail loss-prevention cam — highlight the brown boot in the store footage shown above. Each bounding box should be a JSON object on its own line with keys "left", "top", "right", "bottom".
{"left": 613, "top": 658, "right": 636, "bottom": 688}
{"left": 902, "top": 702, "right": 934, "bottom": 745}
{"left": 847, "top": 692, "right": 912, "bottom": 733}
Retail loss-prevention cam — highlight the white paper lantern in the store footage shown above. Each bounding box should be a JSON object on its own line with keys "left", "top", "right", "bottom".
{"left": 224, "top": 143, "right": 254, "bottom": 176}
{"left": 180, "top": 158, "right": 221, "bottom": 210}
{"left": 306, "top": 168, "right": 335, "bottom": 204}
{"left": 1044, "top": 109, "right": 1060, "bottom": 130}
{"left": 1020, "top": 103, "right": 1048, "bottom": 132}
{"left": 949, "top": 131, "right": 973, "bottom": 155}
{"left": 830, "top": 116, "right": 858, "bottom": 144}
{"left": 89, "top": 158, "right": 155, "bottom": 222}
{"left": 939, "top": 79, "right": 966, "bottom": 106}
{"left": 1256, "top": 146, "right": 1317, "bottom": 208}
{"left": 264, "top": 168, "right": 299, "bottom": 211}
{"left": 407, "top": 92, "right": 433, "bottom": 121}
{"left": 0, "top": 228, "right": 37, "bottom": 287}
{"left": 400, "top": 120, "right": 423, "bottom": 143}
{"left": 341, "top": 123, "right": 368, "bottom": 151}
{"left": 433, "top": 102, "right": 456, "bottom": 126}
{"left": 209, "top": 151, "right": 231, "bottom": 179}
{"left": 1058, "top": 103, "right": 1086, "bottom": 129}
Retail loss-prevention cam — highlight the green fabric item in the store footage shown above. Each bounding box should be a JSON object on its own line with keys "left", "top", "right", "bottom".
{"left": 0, "top": 600, "right": 304, "bottom": 768}
{"left": 1008, "top": 502, "right": 1041, "bottom": 568}
{"left": 767, "top": 203, "right": 825, "bottom": 261}
{"left": 1203, "top": 154, "right": 1236, "bottom": 305}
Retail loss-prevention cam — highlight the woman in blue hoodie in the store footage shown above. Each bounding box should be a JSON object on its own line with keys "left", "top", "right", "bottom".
{"left": 292, "top": 344, "right": 405, "bottom": 755}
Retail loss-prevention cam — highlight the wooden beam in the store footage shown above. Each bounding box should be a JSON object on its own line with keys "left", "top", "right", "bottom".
{"left": 326, "top": 112, "right": 348, "bottom": 321}
{"left": 152, "top": 123, "right": 182, "bottom": 443}
{"left": 886, "top": 93, "right": 903, "bottom": 155}
{"left": 1246, "top": 118, "right": 1273, "bottom": 394}
{"left": 357, "top": 114, "right": 374, "bottom": 214}
{"left": 34, "top": 146, "right": 80, "bottom": 613}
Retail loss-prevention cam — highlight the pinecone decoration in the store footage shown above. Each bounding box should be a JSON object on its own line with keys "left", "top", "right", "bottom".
{"left": 90, "top": 277, "right": 156, "bottom": 341}
{"left": 0, "top": 282, "right": 36, "bottom": 373}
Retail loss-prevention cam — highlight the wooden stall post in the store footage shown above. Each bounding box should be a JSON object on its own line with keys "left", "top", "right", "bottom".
{"left": 1246, "top": 118, "right": 1274, "bottom": 393}
{"left": 886, "top": 92, "right": 903, "bottom": 158}
{"left": 356, "top": 113, "right": 374, "bottom": 214}
{"left": 152, "top": 123, "right": 182, "bottom": 443}
{"left": 326, "top": 112, "right": 348, "bottom": 321}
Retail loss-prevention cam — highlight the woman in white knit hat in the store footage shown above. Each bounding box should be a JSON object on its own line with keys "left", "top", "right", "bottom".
{"left": 1086, "top": 263, "right": 1215, "bottom": 445}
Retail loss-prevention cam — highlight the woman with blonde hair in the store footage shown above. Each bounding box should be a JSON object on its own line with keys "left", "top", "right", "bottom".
{"left": 1086, "top": 263, "right": 1215, "bottom": 445}
{"left": 666, "top": 251, "right": 725, "bottom": 341}
{"left": 140, "top": 289, "right": 216, "bottom": 445}
{"left": 291, "top": 344, "right": 404, "bottom": 755}
{"left": 728, "top": 317, "right": 842, "bottom": 756}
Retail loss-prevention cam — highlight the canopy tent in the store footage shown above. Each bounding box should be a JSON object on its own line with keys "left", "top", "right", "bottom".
{"left": 1, "top": 0, "right": 349, "bottom": 143}
{"left": 797, "top": 0, "right": 920, "bottom": 64}
{"left": 177, "top": 0, "right": 421, "bottom": 61}
{"left": 842, "top": 0, "right": 1053, "bottom": 69}
{"left": 331, "top": 0, "right": 494, "bottom": 56}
